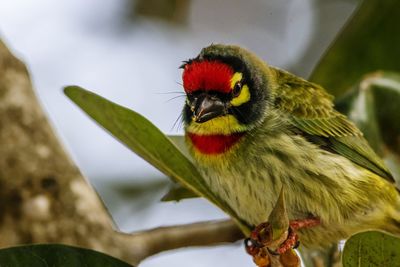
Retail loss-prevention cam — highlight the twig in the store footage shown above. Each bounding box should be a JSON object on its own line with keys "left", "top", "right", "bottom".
{"left": 117, "top": 219, "right": 244, "bottom": 264}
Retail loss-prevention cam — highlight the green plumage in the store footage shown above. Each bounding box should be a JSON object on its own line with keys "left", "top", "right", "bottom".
{"left": 272, "top": 67, "right": 394, "bottom": 183}
{"left": 183, "top": 44, "right": 400, "bottom": 248}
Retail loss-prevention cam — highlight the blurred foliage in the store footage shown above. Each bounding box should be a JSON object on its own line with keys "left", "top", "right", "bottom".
{"left": 299, "top": 245, "right": 341, "bottom": 267}
{"left": 98, "top": 179, "right": 171, "bottom": 214}
{"left": 129, "top": 0, "right": 190, "bottom": 24}
{"left": 336, "top": 72, "right": 400, "bottom": 182}
{"left": 0, "top": 244, "right": 132, "bottom": 267}
{"left": 110, "top": 179, "right": 168, "bottom": 200}
{"left": 310, "top": 0, "right": 400, "bottom": 97}
{"left": 343, "top": 231, "right": 400, "bottom": 267}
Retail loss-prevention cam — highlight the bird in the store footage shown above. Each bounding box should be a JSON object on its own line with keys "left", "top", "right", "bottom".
{"left": 180, "top": 44, "right": 400, "bottom": 251}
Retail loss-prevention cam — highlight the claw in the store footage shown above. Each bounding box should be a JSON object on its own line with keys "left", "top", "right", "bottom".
{"left": 244, "top": 238, "right": 262, "bottom": 256}
{"left": 250, "top": 222, "right": 273, "bottom": 245}
{"left": 267, "top": 247, "right": 280, "bottom": 256}
{"left": 293, "top": 240, "right": 301, "bottom": 249}
{"left": 245, "top": 238, "right": 270, "bottom": 267}
{"left": 246, "top": 217, "right": 320, "bottom": 256}
{"left": 275, "top": 226, "right": 299, "bottom": 254}
{"left": 290, "top": 217, "right": 321, "bottom": 230}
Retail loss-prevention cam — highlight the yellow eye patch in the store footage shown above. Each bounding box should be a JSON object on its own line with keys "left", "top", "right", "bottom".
{"left": 230, "top": 72, "right": 243, "bottom": 88}
{"left": 230, "top": 72, "right": 251, "bottom": 106}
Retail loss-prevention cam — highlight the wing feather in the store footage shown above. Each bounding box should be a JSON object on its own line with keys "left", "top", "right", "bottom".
{"left": 271, "top": 67, "right": 394, "bottom": 183}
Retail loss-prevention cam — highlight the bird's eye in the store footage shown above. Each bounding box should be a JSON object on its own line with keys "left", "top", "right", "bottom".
{"left": 232, "top": 81, "right": 242, "bottom": 97}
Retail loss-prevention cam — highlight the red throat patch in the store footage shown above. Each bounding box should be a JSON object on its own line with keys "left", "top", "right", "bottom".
{"left": 187, "top": 132, "right": 244, "bottom": 155}
{"left": 182, "top": 60, "right": 233, "bottom": 93}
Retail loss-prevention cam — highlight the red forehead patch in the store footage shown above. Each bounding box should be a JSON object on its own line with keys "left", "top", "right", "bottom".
{"left": 182, "top": 60, "right": 233, "bottom": 93}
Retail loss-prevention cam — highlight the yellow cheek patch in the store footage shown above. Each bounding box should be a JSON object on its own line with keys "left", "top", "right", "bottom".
{"left": 186, "top": 115, "right": 247, "bottom": 135}
{"left": 231, "top": 84, "right": 250, "bottom": 106}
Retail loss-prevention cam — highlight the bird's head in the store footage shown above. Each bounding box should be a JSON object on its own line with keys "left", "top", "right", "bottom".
{"left": 181, "top": 44, "right": 275, "bottom": 155}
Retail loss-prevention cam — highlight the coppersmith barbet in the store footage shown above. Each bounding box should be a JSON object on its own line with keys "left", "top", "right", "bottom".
{"left": 181, "top": 44, "right": 400, "bottom": 249}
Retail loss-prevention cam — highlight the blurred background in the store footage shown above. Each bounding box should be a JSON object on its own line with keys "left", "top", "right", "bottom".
{"left": 0, "top": 0, "right": 358, "bottom": 266}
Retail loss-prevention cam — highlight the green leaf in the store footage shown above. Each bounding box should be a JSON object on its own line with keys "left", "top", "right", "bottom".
{"left": 310, "top": 0, "right": 400, "bottom": 96}
{"left": 64, "top": 86, "right": 251, "bottom": 234}
{"left": 161, "top": 182, "right": 199, "bottom": 202}
{"left": 369, "top": 73, "right": 400, "bottom": 156}
{"left": 167, "top": 135, "right": 192, "bottom": 161}
{"left": 268, "top": 187, "right": 289, "bottom": 242}
{"left": 343, "top": 231, "right": 400, "bottom": 267}
{"left": 162, "top": 135, "right": 200, "bottom": 201}
{"left": 0, "top": 244, "right": 132, "bottom": 267}
{"left": 335, "top": 74, "right": 383, "bottom": 154}
{"left": 335, "top": 72, "right": 400, "bottom": 182}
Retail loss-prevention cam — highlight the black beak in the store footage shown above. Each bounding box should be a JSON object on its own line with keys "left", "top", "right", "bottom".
{"left": 191, "top": 94, "right": 226, "bottom": 123}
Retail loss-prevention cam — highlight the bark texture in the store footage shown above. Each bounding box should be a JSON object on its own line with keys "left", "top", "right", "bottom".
{"left": 0, "top": 39, "right": 129, "bottom": 260}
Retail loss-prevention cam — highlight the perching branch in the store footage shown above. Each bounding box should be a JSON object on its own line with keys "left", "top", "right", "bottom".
{"left": 118, "top": 219, "right": 244, "bottom": 263}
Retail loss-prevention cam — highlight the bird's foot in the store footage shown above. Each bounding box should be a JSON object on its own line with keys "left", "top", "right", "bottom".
{"left": 245, "top": 217, "right": 320, "bottom": 257}
{"left": 244, "top": 238, "right": 270, "bottom": 267}
{"left": 245, "top": 228, "right": 300, "bottom": 267}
